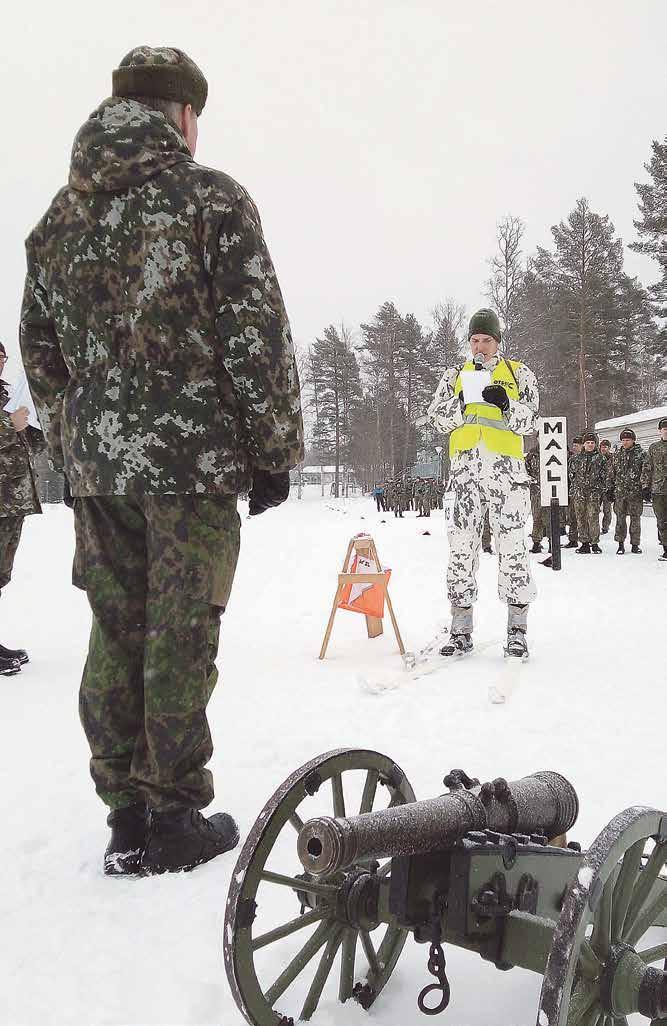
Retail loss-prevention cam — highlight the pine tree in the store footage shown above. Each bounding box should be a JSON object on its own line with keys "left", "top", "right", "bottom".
{"left": 630, "top": 137, "right": 667, "bottom": 319}
{"left": 307, "top": 325, "right": 362, "bottom": 497}
{"left": 486, "top": 216, "right": 525, "bottom": 347}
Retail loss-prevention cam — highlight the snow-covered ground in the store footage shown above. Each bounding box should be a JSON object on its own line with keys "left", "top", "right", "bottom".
{"left": 1, "top": 491, "right": 663, "bottom": 1026}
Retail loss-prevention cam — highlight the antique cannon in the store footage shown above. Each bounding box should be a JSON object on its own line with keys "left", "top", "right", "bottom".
{"left": 224, "top": 749, "right": 667, "bottom": 1026}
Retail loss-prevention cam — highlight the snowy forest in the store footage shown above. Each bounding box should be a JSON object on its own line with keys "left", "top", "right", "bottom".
{"left": 303, "top": 138, "right": 666, "bottom": 493}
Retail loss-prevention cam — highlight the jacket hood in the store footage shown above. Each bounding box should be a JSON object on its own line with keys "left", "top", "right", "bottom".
{"left": 69, "top": 97, "right": 192, "bottom": 193}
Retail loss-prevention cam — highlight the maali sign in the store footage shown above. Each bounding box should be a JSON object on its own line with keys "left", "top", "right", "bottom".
{"left": 538, "top": 416, "right": 568, "bottom": 507}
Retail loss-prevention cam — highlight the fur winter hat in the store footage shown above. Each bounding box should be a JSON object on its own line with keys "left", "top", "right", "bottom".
{"left": 600, "top": 439, "right": 611, "bottom": 447}
{"left": 659, "top": 418, "right": 667, "bottom": 430}
{"left": 468, "top": 308, "right": 501, "bottom": 344}
{"left": 619, "top": 428, "right": 636, "bottom": 441}
{"left": 112, "top": 46, "right": 208, "bottom": 115}
{"left": 582, "top": 430, "right": 598, "bottom": 443}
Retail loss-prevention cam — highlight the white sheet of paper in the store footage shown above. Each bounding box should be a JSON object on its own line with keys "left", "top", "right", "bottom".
{"left": 460, "top": 369, "right": 491, "bottom": 405}
{"left": 3, "top": 375, "right": 41, "bottom": 429}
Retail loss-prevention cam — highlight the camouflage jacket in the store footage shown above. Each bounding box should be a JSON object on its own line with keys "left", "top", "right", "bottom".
{"left": 568, "top": 450, "right": 607, "bottom": 500}
{"left": 0, "top": 379, "right": 44, "bottom": 517}
{"left": 641, "top": 439, "right": 667, "bottom": 496}
{"left": 607, "top": 444, "right": 644, "bottom": 499}
{"left": 428, "top": 354, "right": 539, "bottom": 444}
{"left": 20, "top": 99, "right": 303, "bottom": 496}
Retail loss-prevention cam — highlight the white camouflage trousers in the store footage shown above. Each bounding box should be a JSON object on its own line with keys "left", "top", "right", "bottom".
{"left": 446, "top": 446, "right": 537, "bottom": 608}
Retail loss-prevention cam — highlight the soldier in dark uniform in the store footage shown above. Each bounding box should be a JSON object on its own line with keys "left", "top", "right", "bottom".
{"left": 20, "top": 48, "right": 304, "bottom": 875}
{"left": 525, "top": 443, "right": 545, "bottom": 553}
{"left": 569, "top": 431, "right": 606, "bottom": 553}
{"left": 565, "top": 436, "right": 583, "bottom": 548}
{"left": 0, "top": 342, "right": 45, "bottom": 675}
{"left": 641, "top": 417, "right": 667, "bottom": 561}
{"left": 607, "top": 428, "right": 644, "bottom": 554}
{"left": 599, "top": 439, "right": 613, "bottom": 534}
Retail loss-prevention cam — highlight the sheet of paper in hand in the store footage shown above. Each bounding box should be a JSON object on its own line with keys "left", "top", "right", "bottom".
{"left": 3, "top": 374, "right": 41, "bottom": 429}
{"left": 442, "top": 492, "right": 455, "bottom": 525}
{"left": 460, "top": 369, "right": 491, "bottom": 405}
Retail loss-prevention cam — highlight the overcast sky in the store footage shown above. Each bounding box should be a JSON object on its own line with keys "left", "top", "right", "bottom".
{"left": 1, "top": 0, "right": 665, "bottom": 369}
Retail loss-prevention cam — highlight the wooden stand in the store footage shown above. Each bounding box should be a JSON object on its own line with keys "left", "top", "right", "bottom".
{"left": 319, "top": 535, "right": 405, "bottom": 660}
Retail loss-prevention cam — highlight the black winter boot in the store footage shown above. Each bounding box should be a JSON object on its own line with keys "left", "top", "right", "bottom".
{"left": 0, "top": 643, "right": 28, "bottom": 665}
{"left": 591, "top": 544, "right": 602, "bottom": 553}
{"left": 630, "top": 545, "right": 642, "bottom": 554}
{"left": 142, "top": 808, "right": 239, "bottom": 874}
{"left": 440, "top": 634, "right": 473, "bottom": 656}
{"left": 616, "top": 543, "right": 625, "bottom": 555}
{"left": 0, "top": 654, "right": 21, "bottom": 677}
{"left": 530, "top": 542, "right": 543, "bottom": 553}
{"left": 576, "top": 543, "right": 591, "bottom": 554}
{"left": 483, "top": 545, "right": 493, "bottom": 554}
{"left": 104, "top": 803, "right": 149, "bottom": 876}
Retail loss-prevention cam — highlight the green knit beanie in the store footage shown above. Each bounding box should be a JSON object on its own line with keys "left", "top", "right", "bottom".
{"left": 468, "top": 308, "right": 501, "bottom": 344}
{"left": 112, "top": 46, "right": 208, "bottom": 115}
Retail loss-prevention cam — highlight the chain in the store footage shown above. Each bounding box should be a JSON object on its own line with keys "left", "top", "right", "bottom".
{"left": 417, "top": 897, "right": 451, "bottom": 1016}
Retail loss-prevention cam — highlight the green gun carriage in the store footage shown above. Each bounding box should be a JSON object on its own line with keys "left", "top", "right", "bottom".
{"left": 224, "top": 748, "right": 667, "bottom": 1026}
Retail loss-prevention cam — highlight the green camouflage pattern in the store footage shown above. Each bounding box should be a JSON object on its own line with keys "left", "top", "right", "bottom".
{"left": 642, "top": 439, "right": 667, "bottom": 496}
{"left": 652, "top": 493, "right": 666, "bottom": 547}
{"left": 0, "top": 516, "right": 24, "bottom": 594}
{"left": 613, "top": 495, "right": 643, "bottom": 546}
{"left": 75, "top": 493, "right": 240, "bottom": 810}
{"left": 574, "top": 494, "right": 602, "bottom": 545}
{"left": 524, "top": 449, "right": 545, "bottom": 543}
{"left": 20, "top": 98, "right": 303, "bottom": 496}
{"left": 607, "top": 443, "right": 644, "bottom": 500}
{"left": 0, "top": 380, "right": 44, "bottom": 517}
{"left": 569, "top": 450, "right": 607, "bottom": 500}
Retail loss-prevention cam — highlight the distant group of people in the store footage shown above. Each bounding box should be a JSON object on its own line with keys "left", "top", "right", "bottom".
{"left": 554, "top": 424, "right": 666, "bottom": 557}
{"left": 372, "top": 477, "right": 445, "bottom": 518}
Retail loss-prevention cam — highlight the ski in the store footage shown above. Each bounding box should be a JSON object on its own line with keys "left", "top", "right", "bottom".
{"left": 359, "top": 632, "right": 501, "bottom": 694}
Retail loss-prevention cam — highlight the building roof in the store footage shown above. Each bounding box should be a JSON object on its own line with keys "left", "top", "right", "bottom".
{"left": 301, "top": 466, "right": 353, "bottom": 474}
{"left": 595, "top": 405, "right": 667, "bottom": 430}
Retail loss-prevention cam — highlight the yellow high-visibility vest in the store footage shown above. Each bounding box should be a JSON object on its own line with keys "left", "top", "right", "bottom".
{"left": 450, "top": 359, "right": 524, "bottom": 459}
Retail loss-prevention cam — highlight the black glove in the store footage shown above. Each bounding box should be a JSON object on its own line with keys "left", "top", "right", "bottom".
{"left": 642, "top": 486, "right": 652, "bottom": 502}
{"left": 606, "top": 489, "right": 614, "bottom": 503}
{"left": 62, "top": 477, "right": 75, "bottom": 509}
{"left": 481, "top": 384, "right": 510, "bottom": 412}
{"left": 248, "top": 470, "right": 291, "bottom": 516}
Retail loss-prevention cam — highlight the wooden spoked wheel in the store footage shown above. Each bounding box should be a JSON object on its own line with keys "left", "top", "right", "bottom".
{"left": 537, "top": 807, "right": 667, "bottom": 1026}
{"left": 224, "top": 749, "right": 416, "bottom": 1025}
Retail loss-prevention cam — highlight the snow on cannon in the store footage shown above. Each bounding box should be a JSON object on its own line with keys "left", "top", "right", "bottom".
{"left": 224, "top": 749, "right": 667, "bottom": 1026}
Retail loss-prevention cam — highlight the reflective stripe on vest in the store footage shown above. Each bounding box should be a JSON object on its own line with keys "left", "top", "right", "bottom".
{"left": 450, "top": 359, "right": 525, "bottom": 459}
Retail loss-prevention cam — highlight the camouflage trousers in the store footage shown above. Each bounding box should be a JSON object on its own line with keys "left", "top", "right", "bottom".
{"left": 73, "top": 495, "right": 240, "bottom": 812}
{"left": 601, "top": 498, "right": 612, "bottom": 533}
{"left": 482, "top": 509, "right": 491, "bottom": 549}
{"left": 573, "top": 495, "right": 601, "bottom": 544}
{"left": 0, "top": 515, "right": 24, "bottom": 595}
{"left": 446, "top": 447, "right": 536, "bottom": 607}
{"left": 653, "top": 494, "right": 667, "bottom": 547}
{"left": 530, "top": 486, "right": 546, "bottom": 543}
{"left": 614, "top": 496, "right": 642, "bottom": 546}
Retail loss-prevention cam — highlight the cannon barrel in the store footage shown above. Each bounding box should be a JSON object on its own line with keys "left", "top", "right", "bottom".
{"left": 297, "top": 771, "right": 578, "bottom": 877}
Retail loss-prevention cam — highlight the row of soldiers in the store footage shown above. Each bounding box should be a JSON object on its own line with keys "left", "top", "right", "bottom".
{"left": 374, "top": 477, "right": 446, "bottom": 518}
{"left": 525, "top": 421, "right": 667, "bottom": 558}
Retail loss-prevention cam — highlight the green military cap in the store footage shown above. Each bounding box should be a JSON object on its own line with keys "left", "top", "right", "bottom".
{"left": 112, "top": 46, "right": 208, "bottom": 115}
{"left": 468, "top": 308, "right": 501, "bottom": 343}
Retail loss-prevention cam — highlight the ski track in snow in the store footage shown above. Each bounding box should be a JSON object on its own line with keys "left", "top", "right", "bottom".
{"left": 1, "top": 493, "right": 664, "bottom": 1026}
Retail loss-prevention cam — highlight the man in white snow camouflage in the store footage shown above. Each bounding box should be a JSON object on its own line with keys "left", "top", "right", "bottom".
{"left": 428, "top": 309, "right": 538, "bottom": 658}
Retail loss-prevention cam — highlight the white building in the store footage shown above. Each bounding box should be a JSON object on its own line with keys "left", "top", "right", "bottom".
{"left": 595, "top": 405, "right": 667, "bottom": 450}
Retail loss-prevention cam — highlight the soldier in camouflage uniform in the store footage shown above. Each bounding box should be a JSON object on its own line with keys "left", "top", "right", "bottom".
{"left": 565, "top": 436, "right": 583, "bottom": 547}
{"left": 435, "top": 479, "right": 445, "bottom": 510}
{"left": 392, "top": 477, "right": 404, "bottom": 518}
{"left": 599, "top": 439, "right": 613, "bottom": 534}
{"left": 525, "top": 443, "right": 546, "bottom": 553}
{"left": 0, "top": 342, "right": 46, "bottom": 675}
{"left": 568, "top": 431, "right": 606, "bottom": 553}
{"left": 607, "top": 428, "right": 644, "bottom": 554}
{"left": 20, "top": 48, "right": 303, "bottom": 876}
{"left": 641, "top": 417, "right": 667, "bottom": 561}
{"left": 428, "top": 309, "right": 538, "bottom": 658}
